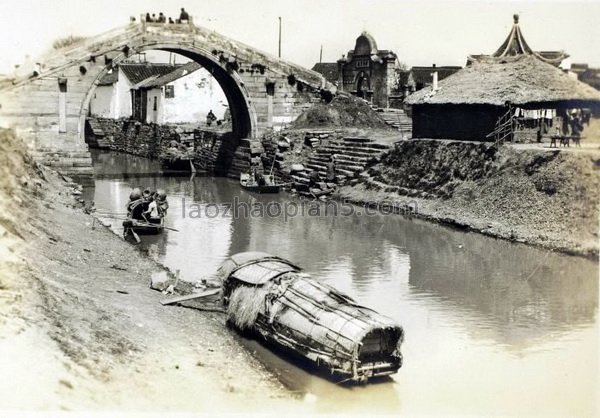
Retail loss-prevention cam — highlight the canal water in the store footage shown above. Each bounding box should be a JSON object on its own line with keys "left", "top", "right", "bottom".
{"left": 85, "top": 150, "right": 599, "bottom": 416}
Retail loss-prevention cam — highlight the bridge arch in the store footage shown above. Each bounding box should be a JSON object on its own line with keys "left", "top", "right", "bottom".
{"left": 0, "top": 20, "right": 331, "bottom": 176}
{"left": 80, "top": 42, "right": 257, "bottom": 141}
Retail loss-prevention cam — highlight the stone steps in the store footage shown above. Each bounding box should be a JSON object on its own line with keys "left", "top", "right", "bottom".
{"left": 305, "top": 158, "right": 366, "bottom": 172}
{"left": 340, "top": 136, "right": 373, "bottom": 143}
{"left": 364, "top": 176, "right": 401, "bottom": 193}
{"left": 329, "top": 140, "right": 390, "bottom": 150}
{"left": 309, "top": 154, "right": 370, "bottom": 165}
{"left": 379, "top": 108, "right": 413, "bottom": 134}
{"left": 305, "top": 163, "right": 359, "bottom": 178}
{"left": 315, "top": 147, "right": 384, "bottom": 159}
{"left": 30, "top": 150, "right": 92, "bottom": 159}
{"left": 287, "top": 136, "right": 392, "bottom": 182}
{"left": 308, "top": 155, "right": 370, "bottom": 166}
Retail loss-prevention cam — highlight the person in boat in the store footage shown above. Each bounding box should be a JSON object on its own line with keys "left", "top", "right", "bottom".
{"left": 154, "top": 189, "right": 169, "bottom": 216}
{"left": 143, "top": 197, "right": 161, "bottom": 222}
{"left": 141, "top": 188, "right": 153, "bottom": 211}
{"left": 127, "top": 188, "right": 145, "bottom": 220}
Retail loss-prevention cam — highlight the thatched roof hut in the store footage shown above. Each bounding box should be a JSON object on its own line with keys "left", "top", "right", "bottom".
{"left": 405, "top": 55, "right": 600, "bottom": 141}
{"left": 407, "top": 55, "right": 600, "bottom": 107}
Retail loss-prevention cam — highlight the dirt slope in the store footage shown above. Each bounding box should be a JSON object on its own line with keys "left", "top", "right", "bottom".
{"left": 0, "top": 129, "right": 304, "bottom": 413}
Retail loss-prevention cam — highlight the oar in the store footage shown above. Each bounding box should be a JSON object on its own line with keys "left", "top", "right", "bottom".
{"left": 131, "top": 229, "right": 141, "bottom": 243}
{"left": 124, "top": 226, "right": 141, "bottom": 243}
{"left": 134, "top": 221, "right": 179, "bottom": 232}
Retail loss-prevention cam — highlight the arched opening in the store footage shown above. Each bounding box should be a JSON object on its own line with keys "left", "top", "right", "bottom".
{"left": 80, "top": 43, "right": 257, "bottom": 175}
{"left": 160, "top": 47, "right": 254, "bottom": 139}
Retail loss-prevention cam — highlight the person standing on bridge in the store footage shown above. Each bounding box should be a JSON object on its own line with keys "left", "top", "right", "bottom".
{"left": 179, "top": 8, "right": 189, "bottom": 23}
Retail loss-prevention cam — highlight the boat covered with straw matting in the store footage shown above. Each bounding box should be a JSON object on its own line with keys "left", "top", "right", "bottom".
{"left": 217, "top": 252, "right": 404, "bottom": 383}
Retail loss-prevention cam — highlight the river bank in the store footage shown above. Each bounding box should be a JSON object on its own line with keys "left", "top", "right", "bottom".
{"left": 0, "top": 129, "right": 304, "bottom": 413}
{"left": 337, "top": 139, "right": 600, "bottom": 257}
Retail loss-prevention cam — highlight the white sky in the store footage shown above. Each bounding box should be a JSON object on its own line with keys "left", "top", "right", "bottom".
{"left": 1, "top": 0, "right": 600, "bottom": 74}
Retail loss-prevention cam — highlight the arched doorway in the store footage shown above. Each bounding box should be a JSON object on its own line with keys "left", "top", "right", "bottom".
{"left": 356, "top": 72, "right": 371, "bottom": 101}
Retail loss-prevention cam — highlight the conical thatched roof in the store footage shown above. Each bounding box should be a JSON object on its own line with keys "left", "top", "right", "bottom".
{"left": 406, "top": 54, "right": 600, "bottom": 106}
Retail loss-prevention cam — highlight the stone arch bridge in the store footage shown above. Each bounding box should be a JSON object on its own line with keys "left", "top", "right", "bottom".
{"left": 0, "top": 18, "right": 332, "bottom": 176}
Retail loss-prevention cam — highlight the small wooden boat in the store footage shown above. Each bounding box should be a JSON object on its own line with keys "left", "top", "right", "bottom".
{"left": 123, "top": 217, "right": 164, "bottom": 235}
{"left": 217, "top": 252, "right": 404, "bottom": 384}
{"left": 240, "top": 173, "right": 281, "bottom": 194}
{"left": 123, "top": 188, "right": 169, "bottom": 241}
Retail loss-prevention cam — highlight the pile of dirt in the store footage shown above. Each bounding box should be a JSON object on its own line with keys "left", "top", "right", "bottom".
{"left": 290, "top": 94, "right": 392, "bottom": 130}
{"left": 342, "top": 139, "right": 600, "bottom": 256}
{"left": 0, "top": 128, "right": 46, "bottom": 278}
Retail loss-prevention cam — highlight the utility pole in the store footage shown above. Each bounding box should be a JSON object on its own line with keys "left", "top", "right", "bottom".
{"left": 320, "top": 45, "right": 323, "bottom": 64}
{"left": 278, "top": 17, "right": 282, "bottom": 58}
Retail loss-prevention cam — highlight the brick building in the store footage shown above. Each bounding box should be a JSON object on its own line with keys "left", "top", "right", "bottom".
{"left": 312, "top": 32, "right": 398, "bottom": 108}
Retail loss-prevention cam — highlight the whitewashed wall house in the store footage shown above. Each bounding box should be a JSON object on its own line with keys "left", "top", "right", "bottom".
{"left": 90, "top": 62, "right": 227, "bottom": 125}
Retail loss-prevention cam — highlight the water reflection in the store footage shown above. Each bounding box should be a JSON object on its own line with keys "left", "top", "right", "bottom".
{"left": 87, "top": 151, "right": 599, "bottom": 415}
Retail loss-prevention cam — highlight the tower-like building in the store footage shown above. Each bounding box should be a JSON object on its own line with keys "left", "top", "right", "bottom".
{"left": 313, "top": 32, "right": 398, "bottom": 108}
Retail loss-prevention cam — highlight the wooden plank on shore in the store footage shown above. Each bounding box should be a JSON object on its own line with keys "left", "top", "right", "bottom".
{"left": 160, "top": 288, "right": 221, "bottom": 305}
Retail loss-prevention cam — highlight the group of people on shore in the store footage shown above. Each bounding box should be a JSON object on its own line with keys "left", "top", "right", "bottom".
{"left": 545, "top": 109, "right": 590, "bottom": 147}
{"left": 145, "top": 8, "right": 189, "bottom": 24}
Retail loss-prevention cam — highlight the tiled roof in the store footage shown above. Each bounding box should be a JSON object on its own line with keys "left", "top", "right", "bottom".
{"left": 137, "top": 61, "right": 201, "bottom": 88}
{"left": 577, "top": 68, "right": 600, "bottom": 90}
{"left": 311, "top": 63, "right": 339, "bottom": 83}
{"left": 408, "top": 66, "right": 462, "bottom": 86}
{"left": 570, "top": 63, "right": 590, "bottom": 73}
{"left": 119, "top": 63, "right": 180, "bottom": 85}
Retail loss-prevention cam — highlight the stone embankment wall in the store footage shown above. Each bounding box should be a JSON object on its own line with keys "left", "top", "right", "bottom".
{"left": 88, "top": 118, "right": 179, "bottom": 158}
{"left": 348, "top": 139, "right": 600, "bottom": 256}
{"left": 86, "top": 117, "right": 251, "bottom": 176}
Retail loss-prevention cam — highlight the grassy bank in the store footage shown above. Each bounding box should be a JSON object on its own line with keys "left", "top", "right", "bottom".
{"left": 338, "top": 140, "right": 600, "bottom": 257}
